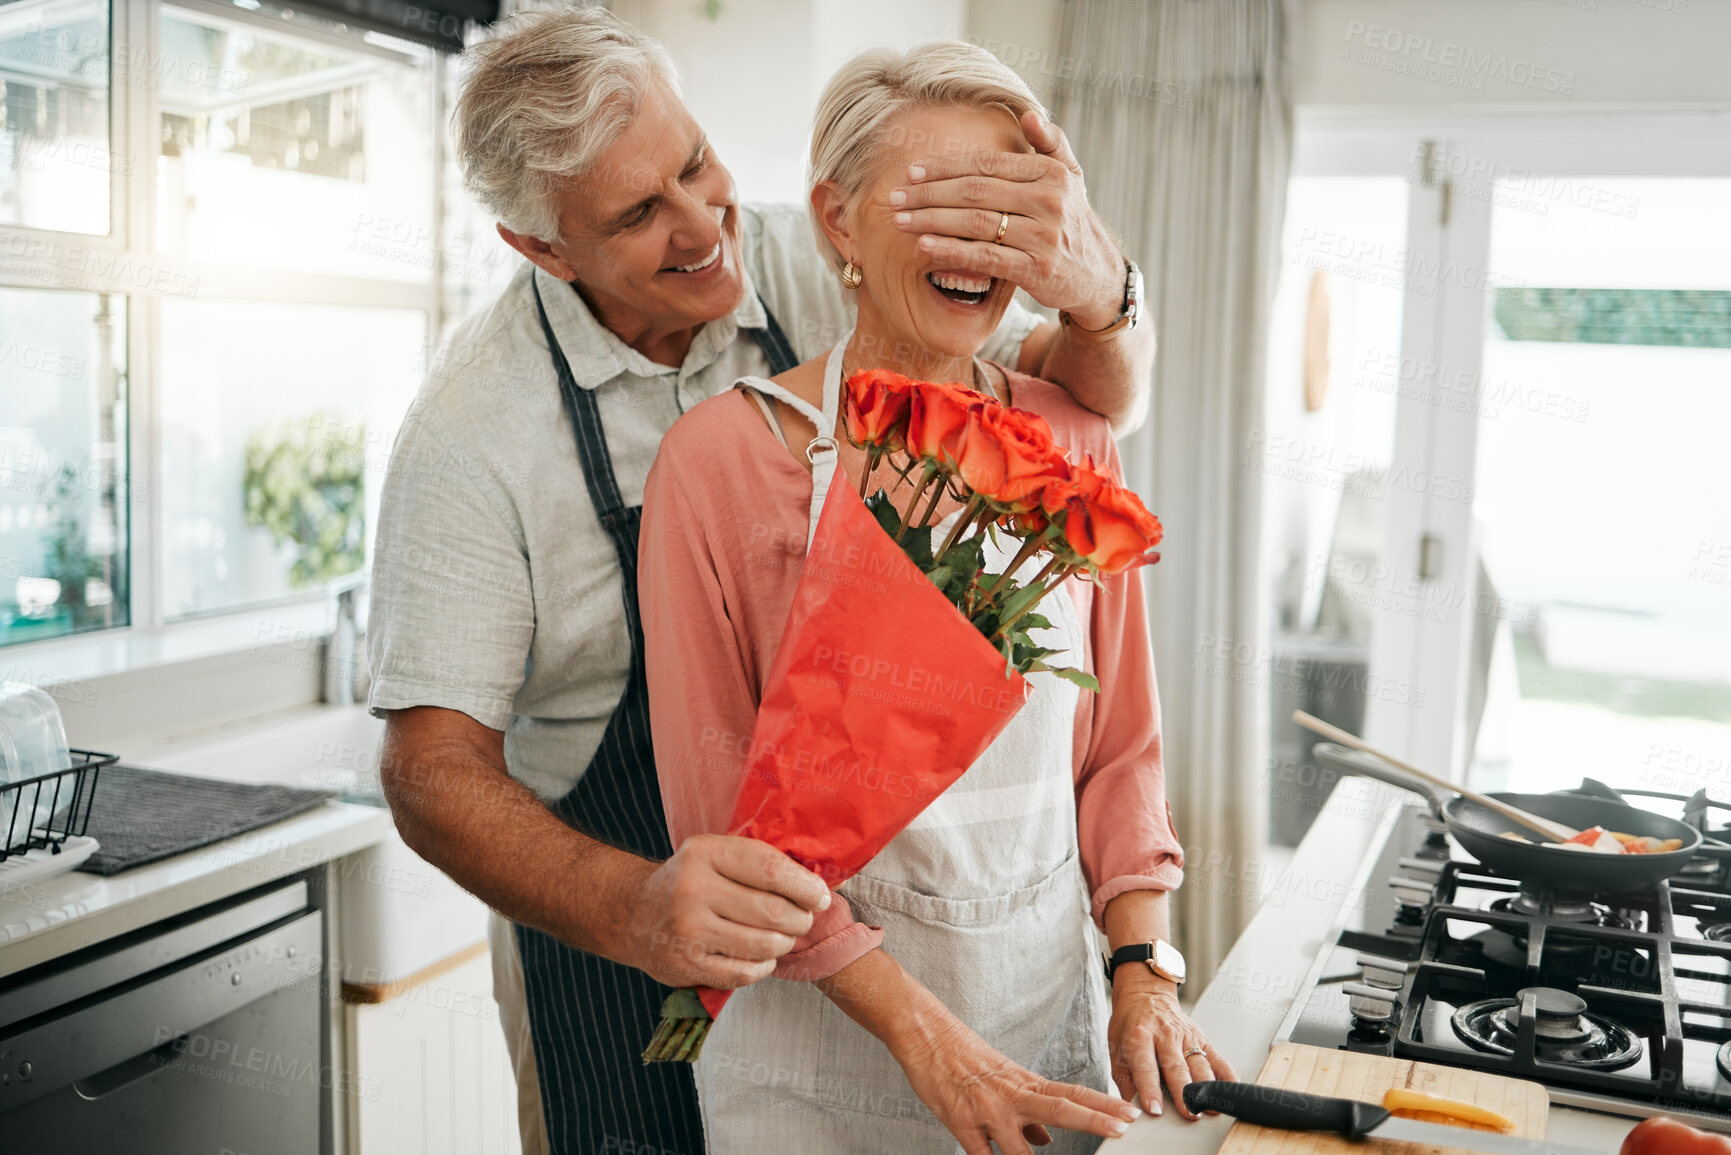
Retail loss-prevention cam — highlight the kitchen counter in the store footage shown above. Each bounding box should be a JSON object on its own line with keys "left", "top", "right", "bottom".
{"left": 0, "top": 799, "right": 391, "bottom": 980}
{"left": 1106, "top": 775, "right": 1639, "bottom": 1153}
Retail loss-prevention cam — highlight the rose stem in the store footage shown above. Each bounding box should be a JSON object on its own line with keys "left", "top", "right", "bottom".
{"left": 672, "top": 1018, "right": 708, "bottom": 1062}
{"left": 979, "top": 525, "right": 1057, "bottom": 602}
{"left": 642, "top": 1017, "right": 677, "bottom": 1061}
{"left": 913, "top": 470, "right": 950, "bottom": 530}
{"left": 935, "top": 493, "right": 986, "bottom": 558}
{"left": 992, "top": 556, "right": 1069, "bottom": 641}
{"left": 895, "top": 463, "right": 939, "bottom": 543}
{"left": 857, "top": 447, "right": 878, "bottom": 499}
{"left": 658, "top": 1018, "right": 696, "bottom": 1062}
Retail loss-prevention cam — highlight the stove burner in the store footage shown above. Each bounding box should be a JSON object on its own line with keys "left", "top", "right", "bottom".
{"left": 1716, "top": 1040, "right": 1731, "bottom": 1082}
{"left": 1678, "top": 856, "right": 1723, "bottom": 883}
{"left": 1702, "top": 923, "right": 1731, "bottom": 944}
{"left": 1450, "top": 987, "right": 1643, "bottom": 1071}
{"left": 1491, "top": 884, "right": 1635, "bottom": 927}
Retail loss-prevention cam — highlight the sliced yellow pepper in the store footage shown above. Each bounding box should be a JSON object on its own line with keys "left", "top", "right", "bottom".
{"left": 1382, "top": 1088, "right": 1517, "bottom": 1133}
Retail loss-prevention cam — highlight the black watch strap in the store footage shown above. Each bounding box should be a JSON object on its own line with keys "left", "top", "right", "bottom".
{"left": 1104, "top": 943, "right": 1155, "bottom": 983}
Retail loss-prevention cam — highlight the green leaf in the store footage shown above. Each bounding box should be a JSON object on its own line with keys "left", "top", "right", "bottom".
{"left": 924, "top": 565, "right": 952, "bottom": 590}
{"left": 1047, "top": 665, "right": 1101, "bottom": 693}
{"left": 942, "top": 534, "right": 986, "bottom": 578}
{"left": 1015, "top": 612, "right": 1052, "bottom": 633}
{"left": 1000, "top": 580, "right": 1047, "bottom": 622}
{"left": 903, "top": 526, "right": 935, "bottom": 571}
{"left": 865, "top": 490, "right": 901, "bottom": 541}
{"left": 1013, "top": 643, "right": 1061, "bottom": 666}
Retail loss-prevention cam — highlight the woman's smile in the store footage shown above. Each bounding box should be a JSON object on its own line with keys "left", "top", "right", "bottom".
{"left": 924, "top": 269, "right": 996, "bottom": 307}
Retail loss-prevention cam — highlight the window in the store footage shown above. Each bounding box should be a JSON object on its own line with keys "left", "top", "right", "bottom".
{"left": 1468, "top": 179, "right": 1731, "bottom": 795}
{"left": 0, "top": 0, "right": 112, "bottom": 234}
{"left": 0, "top": 0, "right": 476, "bottom": 648}
{"left": 0, "top": 286, "right": 127, "bottom": 644}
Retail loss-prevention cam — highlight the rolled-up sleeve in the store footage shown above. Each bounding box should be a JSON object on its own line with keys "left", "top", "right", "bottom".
{"left": 367, "top": 398, "right": 533, "bottom": 730}
{"left": 1071, "top": 442, "right": 1184, "bottom": 928}
{"left": 639, "top": 446, "right": 884, "bottom": 982}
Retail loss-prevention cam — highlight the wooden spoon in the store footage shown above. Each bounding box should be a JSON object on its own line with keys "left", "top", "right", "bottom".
{"left": 1292, "top": 710, "right": 1578, "bottom": 844}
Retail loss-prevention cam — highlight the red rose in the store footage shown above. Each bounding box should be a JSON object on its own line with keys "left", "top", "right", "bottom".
{"left": 905, "top": 382, "right": 979, "bottom": 466}
{"left": 1055, "top": 459, "right": 1163, "bottom": 575}
{"left": 955, "top": 406, "right": 1068, "bottom": 512}
{"left": 844, "top": 369, "right": 913, "bottom": 452}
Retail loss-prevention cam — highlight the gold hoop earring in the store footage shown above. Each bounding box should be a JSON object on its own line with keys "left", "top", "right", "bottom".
{"left": 841, "top": 261, "right": 863, "bottom": 289}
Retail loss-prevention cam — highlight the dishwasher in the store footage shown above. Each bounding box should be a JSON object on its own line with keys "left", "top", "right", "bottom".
{"left": 0, "top": 877, "right": 331, "bottom": 1154}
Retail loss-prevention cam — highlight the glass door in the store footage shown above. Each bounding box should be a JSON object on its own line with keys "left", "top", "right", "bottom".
{"left": 1465, "top": 177, "right": 1731, "bottom": 797}
{"left": 1268, "top": 112, "right": 1731, "bottom": 810}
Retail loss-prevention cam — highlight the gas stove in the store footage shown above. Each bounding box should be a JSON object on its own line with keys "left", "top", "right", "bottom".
{"left": 1278, "top": 786, "right": 1731, "bottom": 1132}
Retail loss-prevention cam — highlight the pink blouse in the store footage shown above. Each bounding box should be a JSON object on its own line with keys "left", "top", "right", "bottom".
{"left": 638, "top": 368, "right": 1184, "bottom": 982}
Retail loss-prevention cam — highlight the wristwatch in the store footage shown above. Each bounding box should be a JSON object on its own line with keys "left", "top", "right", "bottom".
{"left": 1059, "top": 258, "right": 1142, "bottom": 340}
{"left": 1104, "top": 939, "right": 1186, "bottom": 986}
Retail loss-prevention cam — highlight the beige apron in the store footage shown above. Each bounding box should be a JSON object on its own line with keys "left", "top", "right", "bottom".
{"left": 694, "top": 341, "right": 1110, "bottom": 1154}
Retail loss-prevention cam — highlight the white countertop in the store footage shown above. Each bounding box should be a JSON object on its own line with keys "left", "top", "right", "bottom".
{"left": 1105, "top": 776, "right": 1638, "bottom": 1154}
{"left": 0, "top": 799, "right": 392, "bottom": 979}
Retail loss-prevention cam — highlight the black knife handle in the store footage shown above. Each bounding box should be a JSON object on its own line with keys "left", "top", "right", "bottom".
{"left": 1183, "top": 1081, "right": 1392, "bottom": 1139}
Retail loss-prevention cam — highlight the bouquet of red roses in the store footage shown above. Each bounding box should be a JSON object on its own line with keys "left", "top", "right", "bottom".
{"left": 643, "top": 369, "right": 1162, "bottom": 1063}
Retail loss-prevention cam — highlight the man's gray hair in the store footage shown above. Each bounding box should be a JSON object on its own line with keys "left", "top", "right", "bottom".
{"left": 454, "top": 6, "right": 680, "bottom": 241}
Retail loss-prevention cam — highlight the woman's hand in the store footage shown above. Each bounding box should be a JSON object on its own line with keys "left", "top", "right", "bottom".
{"left": 890, "top": 1013, "right": 1140, "bottom": 1155}
{"left": 888, "top": 111, "right": 1125, "bottom": 326}
{"left": 1108, "top": 971, "right": 1236, "bottom": 1119}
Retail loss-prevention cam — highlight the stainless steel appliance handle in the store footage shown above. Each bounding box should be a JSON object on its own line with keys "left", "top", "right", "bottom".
{"left": 72, "top": 1035, "right": 188, "bottom": 1101}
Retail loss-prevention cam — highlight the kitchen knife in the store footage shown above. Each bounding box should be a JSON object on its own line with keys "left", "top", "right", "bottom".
{"left": 1182, "top": 1081, "right": 1607, "bottom": 1155}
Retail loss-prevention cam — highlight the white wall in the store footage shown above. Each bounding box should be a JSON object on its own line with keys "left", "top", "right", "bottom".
{"left": 611, "top": 0, "right": 1731, "bottom": 209}
{"left": 965, "top": 0, "right": 1731, "bottom": 113}
{"left": 1294, "top": 0, "right": 1731, "bottom": 108}
{"left": 615, "top": 0, "right": 964, "bottom": 206}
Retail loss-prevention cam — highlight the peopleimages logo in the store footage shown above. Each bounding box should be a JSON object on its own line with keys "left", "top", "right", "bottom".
{"left": 1343, "top": 21, "right": 1577, "bottom": 96}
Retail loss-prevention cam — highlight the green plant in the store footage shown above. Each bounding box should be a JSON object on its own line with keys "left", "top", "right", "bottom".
{"left": 243, "top": 417, "right": 365, "bottom": 588}
{"left": 40, "top": 462, "right": 107, "bottom": 623}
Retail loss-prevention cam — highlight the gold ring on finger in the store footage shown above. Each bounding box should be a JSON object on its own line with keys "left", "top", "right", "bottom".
{"left": 994, "top": 212, "right": 1010, "bottom": 245}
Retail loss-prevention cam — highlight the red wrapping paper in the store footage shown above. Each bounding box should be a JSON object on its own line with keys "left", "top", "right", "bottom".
{"left": 696, "top": 476, "right": 1031, "bottom": 1019}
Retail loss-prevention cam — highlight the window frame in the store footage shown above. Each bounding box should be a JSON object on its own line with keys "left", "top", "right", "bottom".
{"left": 0, "top": 0, "right": 453, "bottom": 661}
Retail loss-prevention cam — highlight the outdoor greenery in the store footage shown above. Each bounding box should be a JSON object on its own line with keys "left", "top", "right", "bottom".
{"left": 242, "top": 417, "right": 366, "bottom": 588}
{"left": 1494, "top": 288, "right": 1731, "bottom": 348}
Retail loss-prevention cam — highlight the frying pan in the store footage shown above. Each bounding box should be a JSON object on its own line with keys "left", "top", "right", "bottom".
{"left": 1311, "top": 742, "right": 1704, "bottom": 892}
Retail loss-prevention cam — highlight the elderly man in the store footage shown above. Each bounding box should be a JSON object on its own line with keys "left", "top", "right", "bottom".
{"left": 368, "top": 8, "right": 1153, "bottom": 1155}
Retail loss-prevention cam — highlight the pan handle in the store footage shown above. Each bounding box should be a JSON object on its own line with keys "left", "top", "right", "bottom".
{"left": 1310, "top": 743, "right": 1449, "bottom": 820}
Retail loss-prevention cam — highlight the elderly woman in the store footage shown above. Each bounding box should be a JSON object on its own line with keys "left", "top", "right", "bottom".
{"left": 639, "top": 43, "right": 1230, "bottom": 1155}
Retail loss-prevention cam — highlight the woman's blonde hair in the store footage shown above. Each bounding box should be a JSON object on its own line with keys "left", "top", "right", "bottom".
{"left": 808, "top": 42, "right": 1046, "bottom": 273}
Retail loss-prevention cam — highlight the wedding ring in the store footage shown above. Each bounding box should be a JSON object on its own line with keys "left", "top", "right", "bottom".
{"left": 993, "top": 212, "right": 1010, "bottom": 245}
{"left": 1183, "top": 1047, "right": 1206, "bottom": 1059}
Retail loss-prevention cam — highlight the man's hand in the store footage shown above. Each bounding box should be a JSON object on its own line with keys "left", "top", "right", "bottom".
{"left": 889, "top": 110, "right": 1125, "bottom": 327}
{"left": 379, "top": 707, "right": 829, "bottom": 991}
{"left": 620, "top": 832, "right": 833, "bottom": 990}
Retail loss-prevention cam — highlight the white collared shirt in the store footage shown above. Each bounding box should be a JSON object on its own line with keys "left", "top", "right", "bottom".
{"left": 368, "top": 203, "right": 1041, "bottom": 801}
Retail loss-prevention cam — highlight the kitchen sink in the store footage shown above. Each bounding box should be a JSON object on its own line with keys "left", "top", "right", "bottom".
{"left": 125, "top": 705, "right": 490, "bottom": 986}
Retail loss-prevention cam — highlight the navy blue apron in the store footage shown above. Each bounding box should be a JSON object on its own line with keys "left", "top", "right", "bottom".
{"left": 515, "top": 277, "right": 800, "bottom": 1155}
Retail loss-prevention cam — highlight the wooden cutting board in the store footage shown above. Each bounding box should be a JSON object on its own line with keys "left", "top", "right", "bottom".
{"left": 1216, "top": 1043, "right": 1550, "bottom": 1154}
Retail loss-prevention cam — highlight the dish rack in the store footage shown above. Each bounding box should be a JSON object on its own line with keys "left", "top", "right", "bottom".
{"left": 0, "top": 750, "right": 114, "bottom": 886}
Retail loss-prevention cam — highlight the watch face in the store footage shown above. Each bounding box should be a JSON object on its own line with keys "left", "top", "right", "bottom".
{"left": 1155, "top": 938, "right": 1186, "bottom": 984}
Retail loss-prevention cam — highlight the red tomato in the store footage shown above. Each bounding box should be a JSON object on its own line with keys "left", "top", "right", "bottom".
{"left": 1620, "top": 1117, "right": 1731, "bottom": 1154}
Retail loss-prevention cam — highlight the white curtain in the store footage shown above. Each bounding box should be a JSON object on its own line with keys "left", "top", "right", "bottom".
{"left": 1054, "top": 0, "right": 1292, "bottom": 984}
